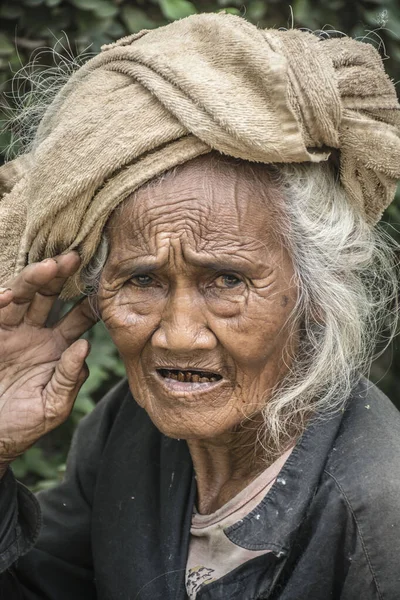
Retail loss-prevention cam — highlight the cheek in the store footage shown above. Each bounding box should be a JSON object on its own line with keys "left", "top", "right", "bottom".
{"left": 204, "top": 289, "right": 246, "bottom": 319}
{"left": 210, "top": 294, "right": 296, "bottom": 370}
{"left": 98, "top": 290, "right": 163, "bottom": 356}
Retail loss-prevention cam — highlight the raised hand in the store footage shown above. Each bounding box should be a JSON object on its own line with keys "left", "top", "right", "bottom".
{"left": 0, "top": 252, "right": 98, "bottom": 476}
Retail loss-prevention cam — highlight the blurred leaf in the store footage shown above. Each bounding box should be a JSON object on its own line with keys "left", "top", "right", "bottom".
{"left": 76, "top": 11, "right": 114, "bottom": 37}
{"left": 12, "top": 457, "right": 28, "bottom": 479}
{"left": 23, "top": 447, "right": 61, "bottom": 479}
{"left": 70, "top": 0, "right": 101, "bottom": 9}
{"left": 106, "top": 19, "right": 125, "bottom": 38}
{"left": 159, "top": 0, "right": 197, "bottom": 21}
{"left": 218, "top": 8, "right": 242, "bottom": 15}
{"left": 0, "top": 4, "right": 23, "bottom": 19}
{"left": 93, "top": 0, "right": 119, "bottom": 19}
{"left": 32, "top": 462, "right": 66, "bottom": 491}
{"left": 0, "top": 130, "right": 12, "bottom": 155}
{"left": 385, "top": 21, "right": 400, "bottom": 40}
{"left": 292, "top": 0, "right": 323, "bottom": 28}
{"left": 246, "top": 0, "right": 268, "bottom": 21}
{"left": 40, "top": 6, "right": 73, "bottom": 30}
{"left": 71, "top": 0, "right": 118, "bottom": 19}
{"left": 73, "top": 394, "right": 96, "bottom": 415}
{"left": 0, "top": 33, "right": 14, "bottom": 57}
{"left": 33, "top": 477, "right": 62, "bottom": 491}
{"left": 386, "top": 199, "right": 400, "bottom": 224}
{"left": 24, "top": 0, "right": 46, "bottom": 6}
{"left": 121, "top": 6, "right": 157, "bottom": 32}
{"left": 217, "top": 0, "right": 242, "bottom": 6}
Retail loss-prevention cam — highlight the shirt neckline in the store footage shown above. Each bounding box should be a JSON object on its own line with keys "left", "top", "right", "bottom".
{"left": 192, "top": 446, "right": 294, "bottom": 529}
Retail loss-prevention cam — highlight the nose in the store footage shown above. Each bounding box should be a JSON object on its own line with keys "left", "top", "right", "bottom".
{"left": 151, "top": 285, "right": 217, "bottom": 352}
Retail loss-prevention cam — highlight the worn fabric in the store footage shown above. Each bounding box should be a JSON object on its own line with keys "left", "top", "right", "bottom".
{"left": 0, "top": 13, "right": 399, "bottom": 297}
{"left": 0, "top": 377, "right": 400, "bottom": 599}
{"left": 186, "top": 446, "right": 293, "bottom": 599}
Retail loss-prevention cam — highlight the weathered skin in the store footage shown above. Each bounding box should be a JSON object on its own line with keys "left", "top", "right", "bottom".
{"left": 0, "top": 155, "right": 298, "bottom": 513}
{"left": 0, "top": 253, "right": 96, "bottom": 477}
{"left": 100, "top": 156, "right": 299, "bottom": 512}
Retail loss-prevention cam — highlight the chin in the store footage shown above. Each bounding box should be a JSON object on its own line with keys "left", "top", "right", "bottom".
{"left": 148, "top": 405, "right": 245, "bottom": 441}
{"left": 129, "top": 379, "right": 246, "bottom": 439}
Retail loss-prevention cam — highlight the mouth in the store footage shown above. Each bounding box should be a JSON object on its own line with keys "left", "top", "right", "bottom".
{"left": 154, "top": 368, "right": 224, "bottom": 394}
{"left": 157, "top": 368, "right": 222, "bottom": 383}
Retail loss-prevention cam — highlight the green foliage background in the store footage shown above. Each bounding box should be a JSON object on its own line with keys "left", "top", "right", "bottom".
{"left": 0, "top": 0, "right": 399, "bottom": 489}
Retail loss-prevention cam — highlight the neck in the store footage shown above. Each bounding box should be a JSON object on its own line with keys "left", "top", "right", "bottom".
{"left": 187, "top": 417, "right": 267, "bottom": 514}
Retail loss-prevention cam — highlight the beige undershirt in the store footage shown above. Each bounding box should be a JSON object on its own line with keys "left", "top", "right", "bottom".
{"left": 186, "top": 447, "right": 293, "bottom": 599}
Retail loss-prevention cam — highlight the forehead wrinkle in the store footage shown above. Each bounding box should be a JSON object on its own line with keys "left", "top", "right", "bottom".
{"left": 181, "top": 244, "right": 274, "bottom": 274}
{"left": 187, "top": 233, "right": 265, "bottom": 255}
{"left": 203, "top": 167, "right": 278, "bottom": 243}
{"left": 107, "top": 158, "right": 283, "bottom": 262}
{"left": 130, "top": 190, "right": 211, "bottom": 237}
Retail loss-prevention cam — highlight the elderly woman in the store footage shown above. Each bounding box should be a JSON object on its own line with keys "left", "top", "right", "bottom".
{"left": 0, "top": 13, "right": 399, "bottom": 600}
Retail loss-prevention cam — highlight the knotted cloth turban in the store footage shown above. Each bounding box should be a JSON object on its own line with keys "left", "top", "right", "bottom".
{"left": 1, "top": 13, "right": 399, "bottom": 297}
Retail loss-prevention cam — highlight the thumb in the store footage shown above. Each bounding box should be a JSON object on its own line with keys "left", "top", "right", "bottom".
{"left": 44, "top": 339, "right": 90, "bottom": 427}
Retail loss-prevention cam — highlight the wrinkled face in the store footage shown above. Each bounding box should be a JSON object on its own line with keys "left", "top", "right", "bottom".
{"left": 98, "top": 157, "right": 299, "bottom": 439}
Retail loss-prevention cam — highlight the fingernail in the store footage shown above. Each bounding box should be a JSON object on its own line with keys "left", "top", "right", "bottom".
{"left": 0, "top": 287, "right": 11, "bottom": 294}
{"left": 42, "top": 258, "right": 57, "bottom": 264}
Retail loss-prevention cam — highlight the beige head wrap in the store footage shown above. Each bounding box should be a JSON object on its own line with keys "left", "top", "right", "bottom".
{"left": 0, "top": 13, "right": 399, "bottom": 297}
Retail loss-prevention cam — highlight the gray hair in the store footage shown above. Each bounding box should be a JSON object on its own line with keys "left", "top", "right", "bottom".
{"left": 82, "top": 158, "right": 398, "bottom": 456}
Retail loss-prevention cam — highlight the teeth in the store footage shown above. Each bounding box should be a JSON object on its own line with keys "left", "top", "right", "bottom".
{"left": 160, "top": 369, "right": 220, "bottom": 383}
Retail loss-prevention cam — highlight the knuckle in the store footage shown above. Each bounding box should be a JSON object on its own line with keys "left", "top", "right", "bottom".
{"left": 43, "top": 387, "right": 73, "bottom": 423}
{"left": 44, "top": 399, "right": 70, "bottom": 424}
{"left": 55, "top": 361, "right": 76, "bottom": 387}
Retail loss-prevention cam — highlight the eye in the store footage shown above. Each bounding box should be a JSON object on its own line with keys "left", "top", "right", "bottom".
{"left": 130, "top": 274, "right": 154, "bottom": 287}
{"left": 214, "top": 274, "right": 243, "bottom": 289}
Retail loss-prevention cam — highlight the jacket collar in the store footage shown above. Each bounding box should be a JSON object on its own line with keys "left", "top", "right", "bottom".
{"left": 223, "top": 401, "right": 347, "bottom": 555}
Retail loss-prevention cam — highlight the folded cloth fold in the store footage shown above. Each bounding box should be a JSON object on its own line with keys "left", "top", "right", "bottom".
{"left": 0, "top": 13, "right": 399, "bottom": 297}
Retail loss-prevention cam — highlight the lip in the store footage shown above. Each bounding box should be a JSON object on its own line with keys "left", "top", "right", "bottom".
{"left": 152, "top": 370, "right": 225, "bottom": 396}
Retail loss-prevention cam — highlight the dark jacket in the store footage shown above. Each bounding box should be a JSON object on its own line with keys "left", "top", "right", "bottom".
{"left": 0, "top": 377, "right": 400, "bottom": 600}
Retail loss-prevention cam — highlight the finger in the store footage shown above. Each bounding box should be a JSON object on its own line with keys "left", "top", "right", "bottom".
{"left": 24, "top": 292, "right": 62, "bottom": 328}
{"left": 0, "top": 259, "right": 58, "bottom": 327}
{"left": 1, "top": 253, "right": 80, "bottom": 328}
{"left": 25, "top": 254, "right": 81, "bottom": 327}
{"left": 43, "top": 340, "right": 90, "bottom": 427}
{"left": 0, "top": 288, "right": 13, "bottom": 309}
{"left": 53, "top": 296, "right": 99, "bottom": 343}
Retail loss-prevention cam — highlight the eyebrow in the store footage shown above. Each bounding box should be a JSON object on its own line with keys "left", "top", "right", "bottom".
{"left": 182, "top": 247, "right": 260, "bottom": 272}
{"left": 116, "top": 258, "right": 251, "bottom": 276}
{"left": 112, "top": 248, "right": 266, "bottom": 276}
{"left": 114, "top": 258, "right": 167, "bottom": 277}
